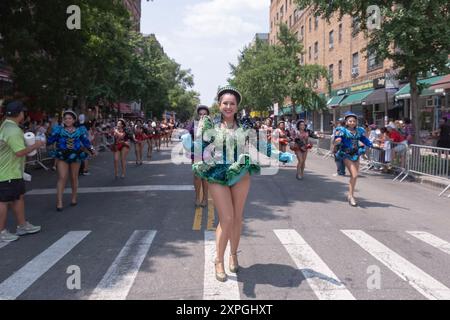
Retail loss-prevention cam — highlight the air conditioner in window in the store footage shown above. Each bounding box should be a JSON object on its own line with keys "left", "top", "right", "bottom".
{"left": 329, "top": 43, "right": 334, "bottom": 49}
{"left": 351, "top": 67, "right": 359, "bottom": 76}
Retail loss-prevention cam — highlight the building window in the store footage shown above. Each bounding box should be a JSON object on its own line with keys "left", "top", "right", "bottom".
{"left": 314, "top": 41, "right": 318, "bottom": 59}
{"left": 352, "top": 52, "right": 359, "bottom": 77}
{"left": 289, "top": 15, "right": 292, "bottom": 27}
{"left": 309, "top": 46, "right": 312, "bottom": 60}
{"left": 314, "top": 16, "right": 319, "bottom": 30}
{"left": 329, "top": 30, "right": 334, "bottom": 49}
{"left": 339, "top": 23, "right": 343, "bottom": 42}
{"left": 338, "top": 60, "right": 343, "bottom": 79}
{"left": 300, "top": 53, "right": 304, "bottom": 65}
{"left": 329, "top": 64, "right": 334, "bottom": 84}
{"left": 300, "top": 25, "right": 304, "bottom": 40}
{"left": 352, "top": 17, "right": 360, "bottom": 37}
{"left": 280, "top": 6, "right": 284, "bottom": 18}
{"left": 277, "top": 12, "right": 279, "bottom": 21}
{"left": 285, "top": 0, "right": 288, "bottom": 10}
{"left": 309, "top": 17, "right": 312, "bottom": 32}
{"left": 367, "top": 50, "right": 382, "bottom": 71}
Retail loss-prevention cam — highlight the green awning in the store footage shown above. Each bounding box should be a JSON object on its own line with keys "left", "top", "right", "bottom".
{"left": 280, "top": 106, "right": 291, "bottom": 115}
{"left": 395, "top": 75, "right": 444, "bottom": 99}
{"left": 340, "top": 89, "right": 374, "bottom": 106}
{"left": 295, "top": 105, "right": 304, "bottom": 113}
{"left": 327, "top": 95, "right": 346, "bottom": 108}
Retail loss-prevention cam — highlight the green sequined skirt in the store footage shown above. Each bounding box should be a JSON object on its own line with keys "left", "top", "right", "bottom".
{"left": 192, "top": 155, "right": 260, "bottom": 186}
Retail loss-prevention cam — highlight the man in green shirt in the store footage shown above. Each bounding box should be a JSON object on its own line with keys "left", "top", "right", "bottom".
{"left": 0, "top": 101, "right": 44, "bottom": 242}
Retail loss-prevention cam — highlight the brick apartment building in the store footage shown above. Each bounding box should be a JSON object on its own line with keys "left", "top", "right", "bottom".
{"left": 123, "top": 0, "right": 142, "bottom": 32}
{"left": 268, "top": 0, "right": 450, "bottom": 134}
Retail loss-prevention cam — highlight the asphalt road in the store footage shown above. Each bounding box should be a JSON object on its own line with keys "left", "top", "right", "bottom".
{"left": 1, "top": 140, "right": 449, "bottom": 300}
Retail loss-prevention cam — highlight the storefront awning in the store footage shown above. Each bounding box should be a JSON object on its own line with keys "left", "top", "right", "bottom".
{"left": 361, "top": 86, "right": 404, "bottom": 105}
{"left": 327, "top": 95, "right": 346, "bottom": 108}
{"left": 339, "top": 89, "right": 373, "bottom": 106}
{"left": 429, "top": 74, "right": 450, "bottom": 92}
{"left": 395, "top": 75, "right": 444, "bottom": 99}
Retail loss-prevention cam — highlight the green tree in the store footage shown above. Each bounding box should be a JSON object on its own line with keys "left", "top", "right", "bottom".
{"left": 295, "top": 0, "right": 450, "bottom": 142}
{"left": 230, "top": 39, "right": 287, "bottom": 113}
{"left": 0, "top": 0, "right": 133, "bottom": 112}
{"left": 230, "top": 25, "right": 327, "bottom": 118}
{"left": 277, "top": 23, "right": 328, "bottom": 118}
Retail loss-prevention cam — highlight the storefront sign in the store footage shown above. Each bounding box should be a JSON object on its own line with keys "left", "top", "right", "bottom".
{"left": 350, "top": 81, "right": 373, "bottom": 92}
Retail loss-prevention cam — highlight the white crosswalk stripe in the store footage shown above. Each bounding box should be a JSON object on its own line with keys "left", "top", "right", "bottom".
{"left": 0, "top": 242, "right": 10, "bottom": 249}
{"left": 407, "top": 231, "right": 450, "bottom": 256}
{"left": 203, "top": 231, "right": 240, "bottom": 300}
{"left": 0, "top": 231, "right": 90, "bottom": 300}
{"left": 274, "top": 229, "right": 355, "bottom": 300}
{"left": 342, "top": 230, "right": 450, "bottom": 300}
{"left": 89, "top": 230, "right": 157, "bottom": 300}
{"left": 3, "top": 228, "right": 450, "bottom": 300}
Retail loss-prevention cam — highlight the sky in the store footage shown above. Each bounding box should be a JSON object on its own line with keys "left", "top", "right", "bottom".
{"left": 140, "top": 0, "right": 270, "bottom": 106}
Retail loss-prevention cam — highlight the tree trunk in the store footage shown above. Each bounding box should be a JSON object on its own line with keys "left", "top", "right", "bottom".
{"left": 409, "top": 73, "right": 420, "bottom": 144}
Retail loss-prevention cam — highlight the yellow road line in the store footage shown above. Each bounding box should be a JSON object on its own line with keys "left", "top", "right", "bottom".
{"left": 207, "top": 194, "right": 215, "bottom": 231}
{"left": 193, "top": 188, "right": 203, "bottom": 231}
{"left": 192, "top": 206, "right": 203, "bottom": 231}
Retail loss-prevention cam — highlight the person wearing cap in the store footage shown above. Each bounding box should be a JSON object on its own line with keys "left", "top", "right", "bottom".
{"left": 385, "top": 122, "right": 407, "bottom": 168}
{"left": 192, "top": 86, "right": 293, "bottom": 282}
{"left": 109, "top": 118, "right": 132, "bottom": 179}
{"left": 289, "top": 119, "right": 319, "bottom": 180}
{"left": 334, "top": 112, "right": 373, "bottom": 206}
{"left": 0, "top": 100, "right": 43, "bottom": 242}
{"left": 186, "top": 105, "right": 210, "bottom": 207}
{"left": 332, "top": 118, "right": 347, "bottom": 177}
{"left": 273, "top": 120, "right": 289, "bottom": 153}
{"left": 47, "top": 110, "right": 96, "bottom": 211}
{"left": 192, "top": 86, "right": 260, "bottom": 282}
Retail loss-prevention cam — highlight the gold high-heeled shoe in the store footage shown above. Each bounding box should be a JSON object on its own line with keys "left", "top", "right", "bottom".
{"left": 214, "top": 259, "right": 227, "bottom": 282}
{"left": 229, "top": 253, "right": 239, "bottom": 273}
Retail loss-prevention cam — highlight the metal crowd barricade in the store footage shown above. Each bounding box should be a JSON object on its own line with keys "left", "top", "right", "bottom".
{"left": 25, "top": 146, "right": 51, "bottom": 171}
{"left": 361, "top": 146, "right": 386, "bottom": 172}
{"left": 396, "top": 144, "right": 450, "bottom": 197}
{"left": 317, "top": 134, "right": 334, "bottom": 159}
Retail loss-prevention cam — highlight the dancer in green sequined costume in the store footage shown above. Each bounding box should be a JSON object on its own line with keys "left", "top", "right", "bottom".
{"left": 190, "top": 86, "right": 293, "bottom": 282}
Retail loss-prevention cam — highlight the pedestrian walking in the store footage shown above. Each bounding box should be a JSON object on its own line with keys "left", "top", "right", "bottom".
{"left": 0, "top": 101, "right": 43, "bottom": 242}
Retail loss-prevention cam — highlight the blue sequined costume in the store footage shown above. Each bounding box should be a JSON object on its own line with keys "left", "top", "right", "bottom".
{"left": 190, "top": 116, "right": 293, "bottom": 186}
{"left": 334, "top": 126, "right": 372, "bottom": 162}
{"left": 47, "top": 125, "right": 92, "bottom": 163}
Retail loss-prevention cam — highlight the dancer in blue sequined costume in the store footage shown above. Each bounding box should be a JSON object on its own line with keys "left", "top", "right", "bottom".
{"left": 334, "top": 112, "right": 372, "bottom": 207}
{"left": 47, "top": 110, "right": 95, "bottom": 211}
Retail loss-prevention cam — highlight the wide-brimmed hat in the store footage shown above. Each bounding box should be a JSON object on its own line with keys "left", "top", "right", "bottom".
{"left": 217, "top": 85, "right": 242, "bottom": 105}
